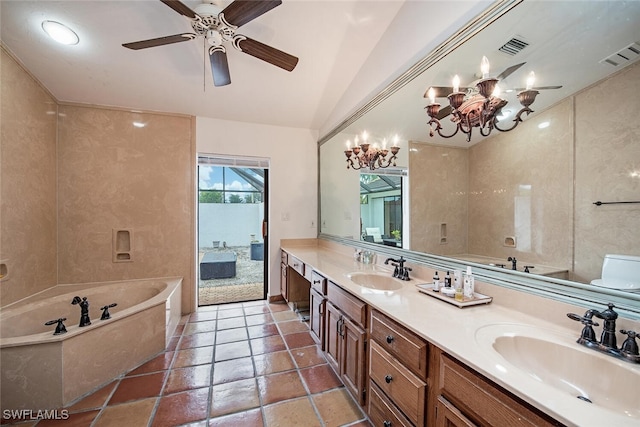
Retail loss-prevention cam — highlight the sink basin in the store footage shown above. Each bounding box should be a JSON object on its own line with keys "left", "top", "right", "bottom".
{"left": 475, "top": 324, "right": 640, "bottom": 418}
{"left": 346, "top": 272, "right": 403, "bottom": 291}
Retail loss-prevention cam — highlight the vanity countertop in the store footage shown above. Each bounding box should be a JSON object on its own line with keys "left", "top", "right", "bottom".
{"left": 281, "top": 242, "right": 640, "bottom": 427}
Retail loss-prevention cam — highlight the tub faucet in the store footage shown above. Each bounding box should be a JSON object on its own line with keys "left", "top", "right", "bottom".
{"left": 45, "top": 318, "right": 68, "bottom": 335}
{"left": 100, "top": 303, "right": 118, "bottom": 320}
{"left": 507, "top": 256, "right": 517, "bottom": 270}
{"left": 71, "top": 296, "right": 91, "bottom": 327}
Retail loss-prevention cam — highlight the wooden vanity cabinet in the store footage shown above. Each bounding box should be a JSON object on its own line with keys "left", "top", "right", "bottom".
{"left": 279, "top": 250, "right": 310, "bottom": 306}
{"left": 434, "top": 348, "right": 563, "bottom": 427}
{"left": 309, "top": 271, "right": 327, "bottom": 349}
{"left": 325, "top": 281, "right": 368, "bottom": 406}
{"left": 369, "top": 309, "right": 428, "bottom": 426}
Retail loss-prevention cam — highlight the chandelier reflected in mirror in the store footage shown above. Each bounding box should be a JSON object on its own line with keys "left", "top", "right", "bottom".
{"left": 344, "top": 131, "right": 400, "bottom": 170}
{"left": 425, "top": 56, "right": 540, "bottom": 142}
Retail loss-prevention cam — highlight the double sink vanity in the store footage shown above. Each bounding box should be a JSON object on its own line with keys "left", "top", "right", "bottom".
{"left": 280, "top": 239, "right": 640, "bottom": 427}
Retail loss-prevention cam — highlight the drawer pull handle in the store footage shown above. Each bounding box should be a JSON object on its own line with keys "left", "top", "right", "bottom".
{"left": 386, "top": 335, "right": 394, "bottom": 344}
{"left": 314, "top": 279, "right": 321, "bottom": 284}
{"left": 383, "top": 422, "right": 392, "bottom": 427}
{"left": 385, "top": 375, "right": 393, "bottom": 383}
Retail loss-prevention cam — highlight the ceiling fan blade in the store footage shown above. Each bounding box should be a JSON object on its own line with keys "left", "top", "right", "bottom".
{"left": 237, "top": 36, "right": 298, "bottom": 71}
{"left": 436, "top": 105, "right": 453, "bottom": 120}
{"left": 222, "top": 0, "right": 282, "bottom": 28}
{"left": 159, "top": 0, "right": 197, "bottom": 19}
{"left": 122, "top": 33, "right": 197, "bottom": 50}
{"left": 496, "top": 62, "right": 526, "bottom": 80}
{"left": 423, "top": 86, "right": 472, "bottom": 98}
{"left": 209, "top": 48, "right": 231, "bottom": 87}
{"left": 513, "top": 85, "right": 563, "bottom": 91}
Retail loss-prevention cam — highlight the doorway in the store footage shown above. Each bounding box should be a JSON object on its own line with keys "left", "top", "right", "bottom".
{"left": 197, "top": 155, "right": 269, "bottom": 306}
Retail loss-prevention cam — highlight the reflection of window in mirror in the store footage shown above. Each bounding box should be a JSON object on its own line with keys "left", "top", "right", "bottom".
{"left": 359, "top": 171, "right": 406, "bottom": 248}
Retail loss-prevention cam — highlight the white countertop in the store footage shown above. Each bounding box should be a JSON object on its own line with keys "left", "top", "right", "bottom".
{"left": 281, "top": 243, "right": 640, "bottom": 427}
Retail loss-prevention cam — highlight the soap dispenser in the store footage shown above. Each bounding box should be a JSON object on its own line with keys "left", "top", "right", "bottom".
{"left": 433, "top": 271, "right": 440, "bottom": 291}
{"left": 444, "top": 271, "right": 451, "bottom": 288}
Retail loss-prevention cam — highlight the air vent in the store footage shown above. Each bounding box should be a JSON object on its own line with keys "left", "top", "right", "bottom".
{"left": 498, "top": 37, "right": 529, "bottom": 56}
{"left": 599, "top": 42, "right": 640, "bottom": 67}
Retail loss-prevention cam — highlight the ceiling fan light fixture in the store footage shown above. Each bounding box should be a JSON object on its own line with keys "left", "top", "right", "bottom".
{"left": 207, "top": 30, "right": 223, "bottom": 46}
{"left": 42, "top": 20, "right": 79, "bottom": 45}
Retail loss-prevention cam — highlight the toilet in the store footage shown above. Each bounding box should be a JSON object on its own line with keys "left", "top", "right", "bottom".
{"left": 590, "top": 254, "right": 640, "bottom": 290}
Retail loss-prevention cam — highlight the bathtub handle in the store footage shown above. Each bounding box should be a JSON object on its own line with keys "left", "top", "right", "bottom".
{"left": 45, "top": 318, "right": 68, "bottom": 335}
{"left": 100, "top": 303, "right": 118, "bottom": 320}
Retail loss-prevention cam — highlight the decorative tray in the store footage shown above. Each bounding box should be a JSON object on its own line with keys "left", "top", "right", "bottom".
{"left": 415, "top": 283, "right": 492, "bottom": 308}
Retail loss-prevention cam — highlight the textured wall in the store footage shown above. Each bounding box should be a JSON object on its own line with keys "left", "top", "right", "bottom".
{"left": 409, "top": 143, "right": 468, "bottom": 256}
{"left": 0, "top": 48, "right": 58, "bottom": 305}
{"left": 574, "top": 61, "right": 640, "bottom": 282}
{"left": 57, "top": 106, "right": 194, "bottom": 312}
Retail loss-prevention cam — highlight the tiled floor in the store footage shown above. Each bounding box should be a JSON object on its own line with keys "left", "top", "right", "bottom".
{"left": 11, "top": 300, "right": 371, "bottom": 427}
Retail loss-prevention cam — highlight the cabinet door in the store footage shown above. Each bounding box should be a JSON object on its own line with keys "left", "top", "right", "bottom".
{"left": 309, "top": 288, "right": 326, "bottom": 350}
{"left": 280, "top": 262, "right": 288, "bottom": 300}
{"left": 436, "top": 396, "right": 477, "bottom": 427}
{"left": 325, "top": 301, "right": 342, "bottom": 373}
{"left": 341, "top": 316, "right": 367, "bottom": 406}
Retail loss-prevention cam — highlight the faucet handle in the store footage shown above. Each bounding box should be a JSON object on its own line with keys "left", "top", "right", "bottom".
{"left": 45, "top": 318, "right": 68, "bottom": 335}
{"left": 567, "top": 312, "right": 600, "bottom": 327}
{"left": 567, "top": 312, "right": 600, "bottom": 343}
{"left": 620, "top": 330, "right": 639, "bottom": 356}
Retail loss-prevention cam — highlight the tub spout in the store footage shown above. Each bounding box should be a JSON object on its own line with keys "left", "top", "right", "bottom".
{"left": 71, "top": 296, "right": 91, "bottom": 327}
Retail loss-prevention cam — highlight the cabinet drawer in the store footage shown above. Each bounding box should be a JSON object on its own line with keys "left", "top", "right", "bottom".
{"left": 368, "top": 380, "right": 413, "bottom": 427}
{"left": 370, "top": 341, "right": 426, "bottom": 426}
{"left": 311, "top": 271, "right": 327, "bottom": 295}
{"left": 439, "top": 354, "right": 559, "bottom": 427}
{"left": 281, "top": 250, "right": 288, "bottom": 264}
{"left": 370, "top": 309, "right": 428, "bottom": 379}
{"left": 327, "top": 281, "right": 367, "bottom": 328}
{"left": 288, "top": 255, "right": 305, "bottom": 276}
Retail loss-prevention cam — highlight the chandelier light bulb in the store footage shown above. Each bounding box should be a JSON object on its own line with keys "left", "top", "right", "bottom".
{"left": 452, "top": 75, "right": 460, "bottom": 93}
{"left": 481, "top": 56, "right": 490, "bottom": 78}
{"left": 526, "top": 71, "right": 536, "bottom": 90}
{"left": 393, "top": 135, "right": 399, "bottom": 146}
{"left": 492, "top": 84, "right": 501, "bottom": 98}
{"left": 42, "top": 20, "right": 79, "bottom": 45}
{"left": 361, "top": 131, "right": 368, "bottom": 143}
{"left": 428, "top": 87, "right": 436, "bottom": 104}
{"left": 346, "top": 140, "right": 351, "bottom": 149}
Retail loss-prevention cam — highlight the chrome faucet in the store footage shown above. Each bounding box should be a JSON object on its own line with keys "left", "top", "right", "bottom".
{"left": 71, "top": 296, "right": 91, "bottom": 327}
{"left": 384, "top": 256, "right": 411, "bottom": 281}
{"left": 568, "top": 303, "right": 639, "bottom": 364}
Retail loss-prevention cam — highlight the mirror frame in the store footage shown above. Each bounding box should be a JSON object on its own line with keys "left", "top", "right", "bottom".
{"left": 317, "top": 0, "right": 640, "bottom": 320}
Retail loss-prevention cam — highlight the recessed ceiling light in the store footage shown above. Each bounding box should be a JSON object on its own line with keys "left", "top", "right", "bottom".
{"left": 42, "top": 20, "right": 79, "bottom": 45}
{"left": 538, "top": 121, "right": 550, "bottom": 129}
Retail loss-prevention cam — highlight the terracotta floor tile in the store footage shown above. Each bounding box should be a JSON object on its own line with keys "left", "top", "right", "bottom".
{"left": 271, "top": 311, "right": 299, "bottom": 322}
{"left": 277, "top": 320, "right": 310, "bottom": 335}
{"left": 93, "top": 397, "right": 156, "bottom": 427}
{"left": 256, "top": 371, "right": 306, "bottom": 405}
{"left": 267, "top": 302, "right": 290, "bottom": 312}
{"left": 128, "top": 352, "right": 174, "bottom": 376}
{"left": 283, "top": 331, "right": 316, "bottom": 349}
{"left": 66, "top": 381, "right": 117, "bottom": 412}
{"left": 263, "top": 397, "right": 321, "bottom": 427}
{"left": 247, "top": 323, "right": 279, "bottom": 339}
{"left": 167, "top": 336, "right": 180, "bottom": 352}
{"left": 214, "top": 340, "right": 251, "bottom": 361}
{"left": 180, "top": 314, "right": 192, "bottom": 323}
{"left": 290, "top": 345, "right": 327, "bottom": 368}
{"left": 218, "top": 302, "right": 245, "bottom": 310}
{"left": 35, "top": 410, "right": 99, "bottom": 427}
{"left": 209, "top": 407, "right": 264, "bottom": 427}
{"left": 243, "top": 300, "right": 267, "bottom": 307}
{"left": 245, "top": 313, "right": 274, "bottom": 326}
{"left": 173, "top": 346, "right": 214, "bottom": 368}
{"left": 164, "top": 364, "right": 212, "bottom": 394}
{"left": 216, "top": 317, "right": 246, "bottom": 330}
{"left": 216, "top": 327, "right": 248, "bottom": 344}
{"left": 299, "top": 364, "right": 342, "bottom": 394}
{"left": 312, "top": 388, "right": 365, "bottom": 427}
{"left": 212, "top": 356, "right": 255, "bottom": 384}
{"left": 210, "top": 378, "right": 260, "bottom": 418}
{"left": 250, "top": 335, "right": 287, "bottom": 355}
{"left": 151, "top": 387, "right": 210, "bottom": 427}
{"left": 184, "top": 320, "right": 217, "bottom": 335}
{"left": 109, "top": 371, "right": 166, "bottom": 405}
{"left": 244, "top": 305, "right": 271, "bottom": 315}
{"left": 179, "top": 332, "right": 216, "bottom": 349}
{"left": 253, "top": 350, "right": 295, "bottom": 376}
{"left": 216, "top": 308, "right": 245, "bottom": 319}
{"left": 190, "top": 311, "right": 217, "bottom": 322}
{"left": 348, "top": 420, "right": 373, "bottom": 427}
{"left": 173, "top": 324, "right": 186, "bottom": 336}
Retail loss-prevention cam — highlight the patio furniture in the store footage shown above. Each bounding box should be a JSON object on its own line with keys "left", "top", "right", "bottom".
{"left": 200, "top": 252, "right": 237, "bottom": 279}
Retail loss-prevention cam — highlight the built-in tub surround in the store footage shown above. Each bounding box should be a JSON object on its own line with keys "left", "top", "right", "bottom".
{"left": 281, "top": 239, "right": 640, "bottom": 426}
{"left": 0, "top": 277, "right": 182, "bottom": 410}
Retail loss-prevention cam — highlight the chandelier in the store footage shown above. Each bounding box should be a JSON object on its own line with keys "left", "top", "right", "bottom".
{"left": 425, "top": 56, "right": 540, "bottom": 142}
{"left": 344, "top": 132, "right": 400, "bottom": 170}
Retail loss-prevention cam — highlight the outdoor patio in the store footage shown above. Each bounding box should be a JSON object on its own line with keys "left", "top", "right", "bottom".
{"left": 198, "top": 245, "right": 265, "bottom": 305}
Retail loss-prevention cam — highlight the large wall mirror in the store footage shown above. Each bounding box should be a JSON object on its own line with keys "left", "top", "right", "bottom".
{"left": 319, "top": 1, "right": 640, "bottom": 315}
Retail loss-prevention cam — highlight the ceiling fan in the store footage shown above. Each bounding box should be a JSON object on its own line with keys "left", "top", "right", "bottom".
{"left": 122, "top": 0, "right": 299, "bottom": 87}
{"left": 424, "top": 63, "right": 562, "bottom": 120}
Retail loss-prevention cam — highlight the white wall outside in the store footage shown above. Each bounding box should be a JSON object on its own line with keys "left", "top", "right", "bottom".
{"left": 199, "top": 203, "right": 264, "bottom": 248}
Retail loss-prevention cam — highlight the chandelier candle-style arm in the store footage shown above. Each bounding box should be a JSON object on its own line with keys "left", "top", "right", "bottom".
{"left": 344, "top": 132, "right": 400, "bottom": 170}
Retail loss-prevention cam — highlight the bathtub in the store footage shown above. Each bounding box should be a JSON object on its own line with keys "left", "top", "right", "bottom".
{"left": 0, "top": 277, "right": 182, "bottom": 410}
